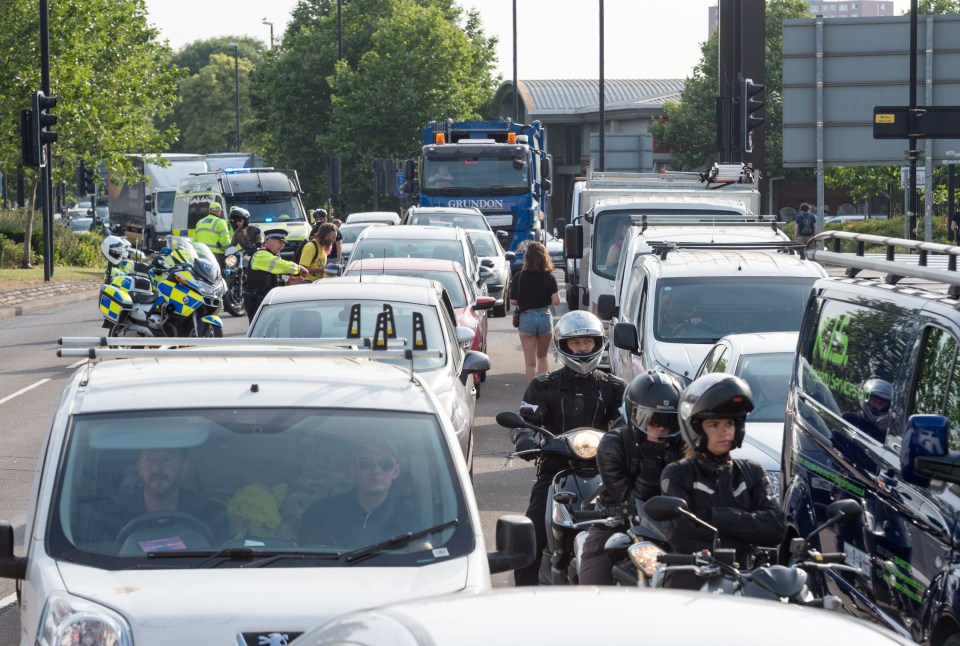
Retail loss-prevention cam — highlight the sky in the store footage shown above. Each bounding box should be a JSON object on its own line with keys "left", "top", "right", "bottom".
{"left": 144, "top": 0, "right": 912, "bottom": 80}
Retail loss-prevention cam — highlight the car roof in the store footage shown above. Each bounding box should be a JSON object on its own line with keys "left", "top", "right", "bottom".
{"left": 627, "top": 226, "right": 787, "bottom": 244}
{"left": 258, "top": 275, "right": 443, "bottom": 307}
{"left": 346, "top": 258, "right": 464, "bottom": 274}
{"left": 357, "top": 225, "right": 464, "bottom": 241}
{"left": 70, "top": 355, "right": 433, "bottom": 415}
{"left": 300, "top": 587, "right": 910, "bottom": 645}
{"left": 647, "top": 250, "right": 827, "bottom": 278}
{"left": 408, "top": 206, "right": 484, "bottom": 216}
{"left": 339, "top": 222, "right": 387, "bottom": 231}
{"left": 715, "top": 331, "right": 799, "bottom": 356}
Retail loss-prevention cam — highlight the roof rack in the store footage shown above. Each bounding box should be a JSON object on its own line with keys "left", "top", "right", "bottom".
{"left": 645, "top": 239, "right": 806, "bottom": 260}
{"left": 806, "top": 231, "right": 960, "bottom": 298}
{"left": 629, "top": 213, "right": 780, "bottom": 235}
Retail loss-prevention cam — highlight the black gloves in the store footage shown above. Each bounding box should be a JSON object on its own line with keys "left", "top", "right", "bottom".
{"left": 510, "top": 428, "right": 539, "bottom": 460}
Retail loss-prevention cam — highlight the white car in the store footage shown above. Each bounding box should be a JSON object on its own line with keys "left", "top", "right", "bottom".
{"left": 694, "top": 331, "right": 800, "bottom": 498}
{"left": 0, "top": 340, "right": 532, "bottom": 646}
{"left": 338, "top": 221, "right": 387, "bottom": 267}
{"left": 295, "top": 587, "right": 911, "bottom": 645}
{"left": 465, "top": 229, "right": 514, "bottom": 317}
{"left": 344, "top": 211, "right": 401, "bottom": 226}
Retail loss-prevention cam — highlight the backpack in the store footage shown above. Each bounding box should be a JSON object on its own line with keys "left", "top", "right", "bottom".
{"left": 294, "top": 239, "right": 320, "bottom": 266}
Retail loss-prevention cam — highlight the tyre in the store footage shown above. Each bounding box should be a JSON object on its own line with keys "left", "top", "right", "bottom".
{"left": 204, "top": 325, "right": 224, "bottom": 338}
{"left": 223, "top": 283, "right": 246, "bottom": 317}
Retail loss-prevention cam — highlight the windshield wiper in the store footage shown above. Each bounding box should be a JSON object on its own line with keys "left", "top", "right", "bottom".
{"left": 143, "top": 546, "right": 341, "bottom": 569}
{"left": 343, "top": 519, "right": 459, "bottom": 565}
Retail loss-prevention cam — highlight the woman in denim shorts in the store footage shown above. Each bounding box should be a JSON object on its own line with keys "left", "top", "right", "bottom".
{"left": 509, "top": 242, "right": 560, "bottom": 381}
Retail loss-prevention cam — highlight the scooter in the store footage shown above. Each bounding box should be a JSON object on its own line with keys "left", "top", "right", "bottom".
{"left": 98, "top": 236, "right": 225, "bottom": 338}
{"left": 496, "top": 410, "right": 606, "bottom": 585}
{"left": 643, "top": 495, "right": 862, "bottom": 608}
{"left": 221, "top": 244, "right": 248, "bottom": 318}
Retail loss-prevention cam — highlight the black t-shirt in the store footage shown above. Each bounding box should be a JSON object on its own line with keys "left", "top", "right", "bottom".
{"left": 509, "top": 270, "right": 558, "bottom": 312}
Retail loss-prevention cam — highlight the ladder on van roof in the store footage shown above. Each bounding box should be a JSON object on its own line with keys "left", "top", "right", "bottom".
{"left": 806, "top": 231, "right": 960, "bottom": 298}
{"left": 645, "top": 239, "right": 806, "bottom": 260}
{"left": 629, "top": 213, "right": 781, "bottom": 234}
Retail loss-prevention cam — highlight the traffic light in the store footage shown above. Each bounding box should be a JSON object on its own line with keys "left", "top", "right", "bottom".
{"left": 31, "top": 91, "right": 58, "bottom": 167}
{"left": 741, "top": 78, "right": 764, "bottom": 153}
{"left": 83, "top": 167, "right": 96, "bottom": 195}
{"left": 21, "top": 109, "right": 38, "bottom": 167}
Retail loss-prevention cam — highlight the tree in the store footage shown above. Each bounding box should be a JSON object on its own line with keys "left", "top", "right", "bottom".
{"left": 0, "top": 0, "right": 181, "bottom": 265}
{"left": 175, "top": 53, "right": 255, "bottom": 153}
{"left": 650, "top": 0, "right": 810, "bottom": 176}
{"left": 170, "top": 36, "right": 265, "bottom": 75}
{"left": 250, "top": 0, "right": 499, "bottom": 211}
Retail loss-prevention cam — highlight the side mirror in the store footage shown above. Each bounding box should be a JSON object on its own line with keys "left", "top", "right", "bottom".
{"left": 460, "top": 350, "right": 491, "bottom": 385}
{"left": 901, "top": 414, "right": 955, "bottom": 486}
{"left": 565, "top": 284, "right": 580, "bottom": 310}
{"left": 541, "top": 155, "right": 553, "bottom": 182}
{"left": 479, "top": 266, "right": 494, "bottom": 281}
{"left": 565, "top": 224, "right": 583, "bottom": 259}
{"left": 542, "top": 178, "right": 552, "bottom": 194}
{"left": 487, "top": 515, "right": 537, "bottom": 574}
{"left": 455, "top": 326, "right": 476, "bottom": 347}
{"left": 473, "top": 296, "right": 495, "bottom": 311}
{"left": 495, "top": 410, "right": 526, "bottom": 429}
{"left": 554, "top": 218, "right": 568, "bottom": 238}
{"left": 504, "top": 251, "right": 516, "bottom": 261}
{"left": 0, "top": 521, "right": 26, "bottom": 579}
{"left": 643, "top": 496, "right": 688, "bottom": 522}
{"left": 597, "top": 294, "right": 618, "bottom": 320}
{"left": 480, "top": 258, "right": 495, "bottom": 268}
{"left": 613, "top": 322, "right": 640, "bottom": 353}
{"left": 825, "top": 499, "right": 862, "bottom": 525}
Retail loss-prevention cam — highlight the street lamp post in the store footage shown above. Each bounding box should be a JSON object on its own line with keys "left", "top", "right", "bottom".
{"left": 229, "top": 43, "right": 241, "bottom": 152}
{"left": 262, "top": 18, "right": 274, "bottom": 50}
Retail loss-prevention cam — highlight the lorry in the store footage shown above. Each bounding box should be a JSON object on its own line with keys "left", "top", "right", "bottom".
{"left": 413, "top": 119, "right": 553, "bottom": 271}
{"left": 107, "top": 153, "right": 207, "bottom": 249}
{"left": 204, "top": 151, "right": 264, "bottom": 171}
{"left": 171, "top": 167, "right": 312, "bottom": 257}
{"left": 563, "top": 163, "right": 763, "bottom": 314}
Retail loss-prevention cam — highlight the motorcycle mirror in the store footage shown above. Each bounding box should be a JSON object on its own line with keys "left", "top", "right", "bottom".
{"left": 495, "top": 411, "right": 525, "bottom": 428}
{"left": 643, "top": 496, "right": 688, "bottom": 522}
{"left": 803, "top": 499, "right": 863, "bottom": 544}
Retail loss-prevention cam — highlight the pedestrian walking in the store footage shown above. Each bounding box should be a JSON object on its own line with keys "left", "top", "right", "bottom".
{"left": 794, "top": 203, "right": 817, "bottom": 246}
{"left": 509, "top": 242, "right": 560, "bottom": 382}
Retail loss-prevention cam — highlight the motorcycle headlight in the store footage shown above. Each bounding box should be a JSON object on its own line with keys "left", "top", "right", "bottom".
{"left": 37, "top": 591, "right": 133, "bottom": 646}
{"left": 629, "top": 541, "right": 666, "bottom": 578}
{"left": 565, "top": 429, "right": 603, "bottom": 459}
{"left": 224, "top": 254, "right": 238, "bottom": 269}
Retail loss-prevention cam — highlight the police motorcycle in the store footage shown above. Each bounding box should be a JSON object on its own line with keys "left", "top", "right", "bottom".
{"left": 497, "top": 410, "right": 605, "bottom": 585}
{"left": 221, "top": 244, "right": 248, "bottom": 318}
{"left": 98, "top": 235, "right": 225, "bottom": 337}
{"left": 643, "top": 495, "right": 862, "bottom": 609}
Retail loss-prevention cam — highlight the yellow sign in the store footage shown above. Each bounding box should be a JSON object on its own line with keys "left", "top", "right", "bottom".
{"left": 875, "top": 114, "right": 896, "bottom": 124}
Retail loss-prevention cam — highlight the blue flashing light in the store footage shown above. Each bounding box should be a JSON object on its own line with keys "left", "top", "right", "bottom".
{"left": 221, "top": 168, "right": 252, "bottom": 174}
{"left": 264, "top": 217, "right": 274, "bottom": 222}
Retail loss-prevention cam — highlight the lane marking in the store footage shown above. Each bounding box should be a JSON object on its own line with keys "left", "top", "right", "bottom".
{"left": 0, "top": 379, "right": 51, "bottom": 407}
{"left": 0, "top": 592, "right": 16, "bottom": 609}
{"left": 66, "top": 360, "right": 86, "bottom": 369}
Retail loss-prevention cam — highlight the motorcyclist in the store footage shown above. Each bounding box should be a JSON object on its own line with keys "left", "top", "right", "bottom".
{"left": 510, "top": 310, "right": 626, "bottom": 586}
{"left": 228, "top": 207, "right": 256, "bottom": 250}
{"left": 660, "top": 373, "right": 786, "bottom": 589}
{"left": 192, "top": 201, "right": 231, "bottom": 268}
{"left": 89, "top": 214, "right": 106, "bottom": 235}
{"left": 578, "top": 370, "right": 684, "bottom": 585}
{"left": 842, "top": 378, "right": 892, "bottom": 443}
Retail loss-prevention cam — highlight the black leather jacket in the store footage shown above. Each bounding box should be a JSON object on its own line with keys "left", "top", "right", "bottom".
{"left": 596, "top": 426, "right": 683, "bottom": 508}
{"left": 661, "top": 453, "right": 786, "bottom": 566}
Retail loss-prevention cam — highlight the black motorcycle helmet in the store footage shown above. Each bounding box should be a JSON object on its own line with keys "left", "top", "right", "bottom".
{"left": 624, "top": 370, "right": 682, "bottom": 443}
{"left": 678, "top": 373, "right": 754, "bottom": 455}
{"left": 229, "top": 206, "right": 251, "bottom": 228}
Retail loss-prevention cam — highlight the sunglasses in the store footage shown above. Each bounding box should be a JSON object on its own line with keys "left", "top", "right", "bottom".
{"left": 356, "top": 456, "right": 396, "bottom": 471}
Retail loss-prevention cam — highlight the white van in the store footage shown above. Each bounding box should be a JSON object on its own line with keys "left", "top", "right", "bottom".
{"left": 0, "top": 340, "right": 533, "bottom": 645}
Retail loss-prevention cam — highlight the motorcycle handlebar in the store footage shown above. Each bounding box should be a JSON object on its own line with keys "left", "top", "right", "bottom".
{"left": 573, "top": 509, "right": 608, "bottom": 520}
{"left": 657, "top": 553, "right": 697, "bottom": 566}
{"left": 816, "top": 553, "right": 847, "bottom": 564}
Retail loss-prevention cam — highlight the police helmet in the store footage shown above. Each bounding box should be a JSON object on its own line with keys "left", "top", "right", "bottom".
{"left": 678, "top": 373, "right": 754, "bottom": 454}
{"left": 553, "top": 311, "right": 605, "bottom": 374}
{"left": 624, "top": 370, "right": 682, "bottom": 442}
{"left": 100, "top": 235, "right": 131, "bottom": 265}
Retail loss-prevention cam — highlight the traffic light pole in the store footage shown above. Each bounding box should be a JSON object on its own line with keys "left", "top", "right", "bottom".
{"left": 40, "top": 0, "right": 53, "bottom": 280}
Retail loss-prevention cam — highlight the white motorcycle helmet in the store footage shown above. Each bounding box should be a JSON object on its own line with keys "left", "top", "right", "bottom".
{"left": 101, "top": 235, "right": 131, "bottom": 265}
{"left": 553, "top": 311, "right": 605, "bottom": 374}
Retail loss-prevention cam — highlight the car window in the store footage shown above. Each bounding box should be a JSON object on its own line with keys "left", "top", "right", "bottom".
{"left": 654, "top": 277, "right": 816, "bottom": 343}
{"left": 700, "top": 344, "right": 730, "bottom": 376}
{"left": 352, "top": 270, "right": 468, "bottom": 308}
{"left": 353, "top": 239, "right": 465, "bottom": 267}
{"left": 249, "top": 299, "right": 448, "bottom": 370}
{"left": 593, "top": 212, "right": 632, "bottom": 280}
{"left": 48, "top": 408, "right": 472, "bottom": 568}
{"left": 737, "top": 352, "right": 794, "bottom": 422}
{"left": 798, "top": 297, "right": 912, "bottom": 443}
{"left": 466, "top": 232, "right": 499, "bottom": 256}
{"left": 911, "top": 325, "right": 960, "bottom": 449}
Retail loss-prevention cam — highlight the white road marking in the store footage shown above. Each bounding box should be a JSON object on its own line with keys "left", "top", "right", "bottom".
{"left": 0, "top": 379, "right": 50, "bottom": 406}
{"left": 66, "top": 360, "right": 86, "bottom": 369}
{"left": 0, "top": 592, "right": 16, "bottom": 609}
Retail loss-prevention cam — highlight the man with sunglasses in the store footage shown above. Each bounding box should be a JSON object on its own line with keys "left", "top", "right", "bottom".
{"left": 578, "top": 371, "right": 684, "bottom": 585}
{"left": 298, "top": 441, "right": 420, "bottom": 547}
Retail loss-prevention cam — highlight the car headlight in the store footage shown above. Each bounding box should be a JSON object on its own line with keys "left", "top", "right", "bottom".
{"left": 628, "top": 541, "right": 666, "bottom": 578}
{"left": 37, "top": 591, "right": 133, "bottom": 646}
{"left": 565, "top": 429, "right": 603, "bottom": 459}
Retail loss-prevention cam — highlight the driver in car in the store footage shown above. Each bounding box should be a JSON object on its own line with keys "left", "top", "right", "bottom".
{"left": 87, "top": 448, "right": 229, "bottom": 552}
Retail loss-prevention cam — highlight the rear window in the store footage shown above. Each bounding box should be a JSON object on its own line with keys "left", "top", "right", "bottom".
{"left": 352, "top": 239, "right": 465, "bottom": 266}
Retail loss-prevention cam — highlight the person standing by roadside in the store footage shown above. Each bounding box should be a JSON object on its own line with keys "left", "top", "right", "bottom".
{"left": 794, "top": 203, "right": 817, "bottom": 246}
{"left": 243, "top": 228, "right": 308, "bottom": 323}
{"left": 509, "top": 242, "right": 560, "bottom": 382}
{"left": 949, "top": 205, "right": 960, "bottom": 243}
{"left": 299, "top": 222, "right": 338, "bottom": 283}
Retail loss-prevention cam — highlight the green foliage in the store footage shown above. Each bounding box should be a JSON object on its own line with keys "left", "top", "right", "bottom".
{"left": 170, "top": 37, "right": 266, "bottom": 75}
{"left": 0, "top": 0, "right": 183, "bottom": 193}
{"left": 175, "top": 54, "right": 256, "bottom": 153}
{"left": 0, "top": 212, "right": 103, "bottom": 268}
{"left": 250, "top": 0, "right": 499, "bottom": 210}
{"left": 784, "top": 216, "right": 950, "bottom": 248}
{"left": 54, "top": 227, "right": 104, "bottom": 267}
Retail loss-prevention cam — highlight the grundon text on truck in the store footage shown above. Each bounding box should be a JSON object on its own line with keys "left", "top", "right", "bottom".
{"left": 172, "top": 167, "right": 311, "bottom": 258}
{"left": 414, "top": 119, "right": 553, "bottom": 272}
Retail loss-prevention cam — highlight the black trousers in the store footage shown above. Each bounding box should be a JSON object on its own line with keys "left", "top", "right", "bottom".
{"left": 578, "top": 526, "right": 615, "bottom": 585}
{"left": 514, "top": 468, "right": 554, "bottom": 586}
{"left": 243, "top": 292, "right": 265, "bottom": 324}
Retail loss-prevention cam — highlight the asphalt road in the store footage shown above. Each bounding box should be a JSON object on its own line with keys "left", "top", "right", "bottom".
{"left": 0, "top": 281, "right": 567, "bottom": 641}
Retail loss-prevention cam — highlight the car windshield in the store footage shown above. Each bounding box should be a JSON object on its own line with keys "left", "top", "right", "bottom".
{"left": 411, "top": 213, "right": 488, "bottom": 231}
{"left": 248, "top": 299, "right": 447, "bottom": 370}
{"left": 736, "top": 352, "right": 794, "bottom": 422}
{"left": 69, "top": 219, "right": 93, "bottom": 233}
{"left": 466, "top": 231, "right": 500, "bottom": 257}
{"left": 349, "top": 271, "right": 468, "bottom": 308}
{"left": 654, "top": 277, "right": 816, "bottom": 343}
{"left": 228, "top": 197, "right": 306, "bottom": 224}
{"left": 340, "top": 225, "right": 375, "bottom": 244}
{"left": 352, "top": 239, "right": 465, "bottom": 267}
{"left": 47, "top": 408, "right": 471, "bottom": 569}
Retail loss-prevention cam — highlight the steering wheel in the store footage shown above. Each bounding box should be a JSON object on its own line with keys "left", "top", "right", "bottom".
{"left": 113, "top": 510, "right": 216, "bottom": 550}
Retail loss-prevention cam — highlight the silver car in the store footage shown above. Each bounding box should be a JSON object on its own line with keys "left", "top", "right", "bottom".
{"left": 465, "top": 229, "right": 514, "bottom": 318}
{"left": 247, "top": 275, "right": 490, "bottom": 475}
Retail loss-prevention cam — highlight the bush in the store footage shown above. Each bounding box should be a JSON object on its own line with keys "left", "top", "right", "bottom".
{"left": 0, "top": 233, "right": 41, "bottom": 268}
{"left": 0, "top": 209, "right": 103, "bottom": 268}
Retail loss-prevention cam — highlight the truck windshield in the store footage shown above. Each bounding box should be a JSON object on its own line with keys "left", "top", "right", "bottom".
{"left": 422, "top": 157, "right": 528, "bottom": 194}
{"left": 155, "top": 190, "right": 175, "bottom": 213}
{"left": 592, "top": 213, "right": 632, "bottom": 280}
{"left": 229, "top": 197, "right": 306, "bottom": 224}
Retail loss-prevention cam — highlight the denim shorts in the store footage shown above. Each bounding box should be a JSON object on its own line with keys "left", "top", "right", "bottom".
{"left": 518, "top": 307, "right": 552, "bottom": 335}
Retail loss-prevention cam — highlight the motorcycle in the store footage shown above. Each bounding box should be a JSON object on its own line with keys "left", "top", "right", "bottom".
{"left": 642, "top": 495, "right": 862, "bottom": 609}
{"left": 98, "top": 235, "right": 225, "bottom": 338}
{"left": 221, "top": 244, "right": 248, "bottom": 317}
{"left": 496, "top": 410, "right": 606, "bottom": 585}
